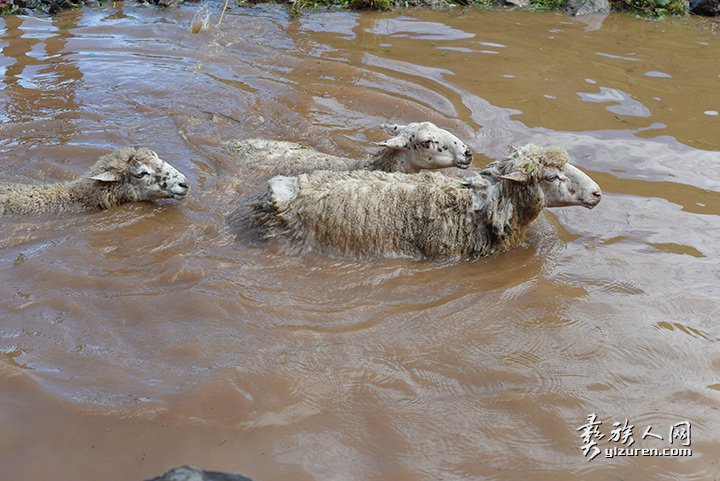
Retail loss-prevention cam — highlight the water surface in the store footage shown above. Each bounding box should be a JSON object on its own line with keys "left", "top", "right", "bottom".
{"left": 0, "top": 5, "right": 719, "bottom": 481}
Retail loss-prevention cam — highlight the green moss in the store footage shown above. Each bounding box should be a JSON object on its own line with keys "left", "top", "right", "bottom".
{"left": 0, "top": 0, "right": 86, "bottom": 14}
{"left": 469, "top": 0, "right": 494, "bottom": 7}
{"left": 610, "top": 0, "right": 687, "bottom": 17}
{"left": 529, "top": 0, "right": 568, "bottom": 9}
{"left": 347, "top": 0, "right": 392, "bottom": 8}
{"left": 289, "top": 0, "right": 391, "bottom": 14}
{"left": 0, "top": 4, "right": 19, "bottom": 14}
{"left": 0, "top": 0, "right": 688, "bottom": 17}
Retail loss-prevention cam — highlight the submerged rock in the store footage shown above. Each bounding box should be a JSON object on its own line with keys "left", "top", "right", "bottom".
{"left": 572, "top": 12, "right": 609, "bottom": 30}
{"left": 564, "top": 0, "right": 610, "bottom": 15}
{"left": 145, "top": 466, "right": 254, "bottom": 481}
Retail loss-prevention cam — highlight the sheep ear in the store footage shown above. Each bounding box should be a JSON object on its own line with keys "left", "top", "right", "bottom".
{"left": 89, "top": 171, "right": 122, "bottom": 182}
{"left": 498, "top": 171, "right": 529, "bottom": 183}
{"left": 374, "top": 135, "right": 410, "bottom": 151}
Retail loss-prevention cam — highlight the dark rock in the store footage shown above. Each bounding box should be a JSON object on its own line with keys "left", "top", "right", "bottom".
{"left": 145, "top": 465, "right": 255, "bottom": 481}
{"left": 137, "top": 0, "right": 184, "bottom": 7}
{"left": 404, "top": 0, "right": 451, "bottom": 8}
{"left": 6, "top": 0, "right": 83, "bottom": 14}
{"left": 494, "top": 0, "right": 531, "bottom": 7}
{"left": 691, "top": 0, "right": 720, "bottom": 15}
{"left": 564, "top": 0, "right": 610, "bottom": 15}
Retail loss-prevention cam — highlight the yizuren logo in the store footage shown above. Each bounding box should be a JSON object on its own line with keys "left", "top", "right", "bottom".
{"left": 578, "top": 414, "right": 692, "bottom": 461}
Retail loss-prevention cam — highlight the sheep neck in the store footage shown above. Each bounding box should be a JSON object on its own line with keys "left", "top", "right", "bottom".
{"left": 67, "top": 178, "right": 137, "bottom": 211}
{"left": 481, "top": 177, "right": 545, "bottom": 250}
{"left": 1, "top": 179, "right": 133, "bottom": 215}
{"left": 364, "top": 149, "right": 416, "bottom": 173}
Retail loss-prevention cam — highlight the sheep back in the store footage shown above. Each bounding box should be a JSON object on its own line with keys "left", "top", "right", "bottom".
{"left": 226, "top": 139, "right": 363, "bottom": 178}
{"left": 0, "top": 182, "right": 81, "bottom": 215}
{"left": 0, "top": 178, "right": 130, "bottom": 215}
{"left": 253, "top": 170, "right": 497, "bottom": 259}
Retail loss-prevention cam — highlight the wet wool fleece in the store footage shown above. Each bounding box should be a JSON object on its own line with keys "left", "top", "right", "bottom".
{"left": 226, "top": 122, "right": 470, "bottom": 178}
{"left": 0, "top": 148, "right": 168, "bottom": 215}
{"left": 226, "top": 139, "right": 427, "bottom": 177}
{"left": 252, "top": 145, "right": 571, "bottom": 259}
{"left": 0, "top": 180, "right": 130, "bottom": 215}
{"left": 226, "top": 139, "right": 364, "bottom": 179}
{"left": 363, "top": 147, "right": 417, "bottom": 173}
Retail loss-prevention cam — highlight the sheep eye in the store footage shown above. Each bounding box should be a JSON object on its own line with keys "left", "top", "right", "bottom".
{"left": 420, "top": 140, "right": 433, "bottom": 148}
{"left": 134, "top": 172, "right": 149, "bottom": 179}
{"left": 544, "top": 175, "right": 559, "bottom": 182}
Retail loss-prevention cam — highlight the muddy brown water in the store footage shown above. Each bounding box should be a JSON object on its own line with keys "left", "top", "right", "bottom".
{"left": 1, "top": 5, "right": 719, "bottom": 481}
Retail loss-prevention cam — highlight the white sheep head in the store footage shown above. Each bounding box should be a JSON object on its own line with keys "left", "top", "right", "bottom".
{"left": 87, "top": 147, "right": 190, "bottom": 201}
{"left": 377, "top": 121, "right": 474, "bottom": 171}
{"left": 489, "top": 145, "right": 602, "bottom": 209}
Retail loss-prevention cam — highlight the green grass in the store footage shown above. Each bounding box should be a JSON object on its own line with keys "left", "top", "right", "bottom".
{"left": 529, "top": 0, "right": 568, "bottom": 9}
{"left": 1, "top": 0, "right": 85, "bottom": 14}
{"left": 469, "top": 0, "right": 494, "bottom": 7}
{"left": 287, "top": 0, "right": 571, "bottom": 13}
{"left": 0, "top": 0, "right": 22, "bottom": 14}
{"left": 611, "top": 0, "right": 688, "bottom": 17}
{"left": 288, "top": 0, "right": 392, "bottom": 14}
{"left": 0, "top": 0, "right": 689, "bottom": 17}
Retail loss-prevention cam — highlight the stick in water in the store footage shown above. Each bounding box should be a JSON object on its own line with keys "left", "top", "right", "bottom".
{"left": 218, "top": 0, "right": 231, "bottom": 26}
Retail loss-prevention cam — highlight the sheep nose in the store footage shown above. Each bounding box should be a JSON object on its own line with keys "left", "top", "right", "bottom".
{"left": 171, "top": 180, "right": 190, "bottom": 199}
{"left": 464, "top": 149, "right": 473, "bottom": 160}
{"left": 588, "top": 190, "right": 602, "bottom": 207}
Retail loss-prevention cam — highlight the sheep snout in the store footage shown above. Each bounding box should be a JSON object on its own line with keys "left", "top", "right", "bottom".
{"left": 585, "top": 189, "right": 602, "bottom": 209}
{"left": 579, "top": 175, "right": 602, "bottom": 209}
{"left": 156, "top": 161, "right": 190, "bottom": 199}
{"left": 456, "top": 148, "right": 473, "bottom": 169}
{"left": 171, "top": 184, "right": 189, "bottom": 199}
{"left": 168, "top": 178, "right": 190, "bottom": 198}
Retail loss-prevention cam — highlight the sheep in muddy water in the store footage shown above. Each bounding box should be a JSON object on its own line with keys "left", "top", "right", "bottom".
{"left": 251, "top": 144, "right": 602, "bottom": 259}
{"left": 226, "top": 121, "right": 474, "bottom": 178}
{"left": 0, "top": 147, "right": 189, "bottom": 216}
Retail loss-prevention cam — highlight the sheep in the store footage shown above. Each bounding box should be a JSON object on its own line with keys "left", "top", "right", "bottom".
{"left": 0, "top": 147, "right": 189, "bottom": 216}
{"left": 226, "top": 121, "right": 474, "bottom": 178}
{"left": 251, "top": 144, "right": 602, "bottom": 259}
